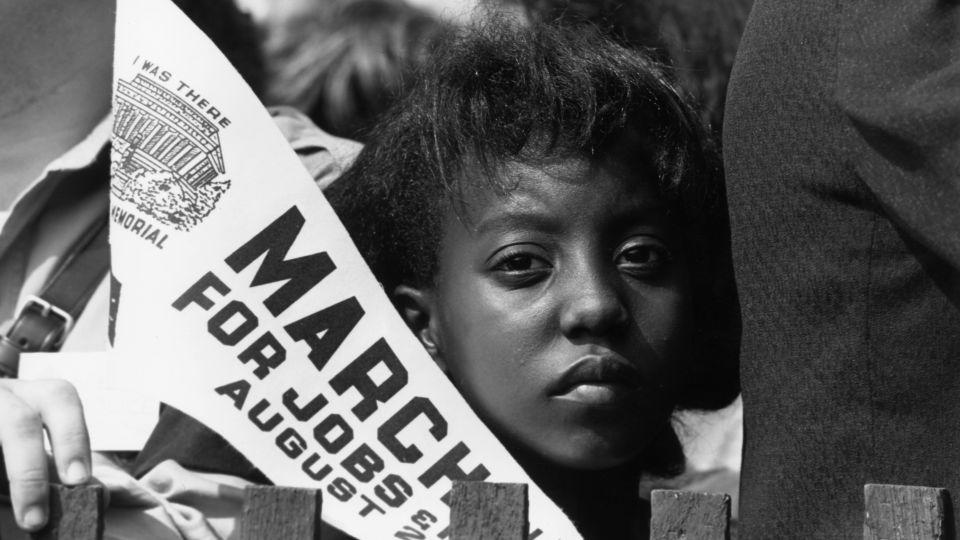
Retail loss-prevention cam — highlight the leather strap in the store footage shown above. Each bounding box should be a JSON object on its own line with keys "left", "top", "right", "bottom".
{"left": 0, "top": 216, "right": 109, "bottom": 378}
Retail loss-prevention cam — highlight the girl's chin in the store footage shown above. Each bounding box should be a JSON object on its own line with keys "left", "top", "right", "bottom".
{"left": 507, "top": 435, "right": 645, "bottom": 473}
{"left": 488, "top": 416, "right": 663, "bottom": 474}
{"left": 544, "top": 447, "right": 642, "bottom": 471}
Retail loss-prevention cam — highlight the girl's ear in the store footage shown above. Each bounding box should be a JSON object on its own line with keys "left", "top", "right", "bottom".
{"left": 393, "top": 284, "right": 447, "bottom": 373}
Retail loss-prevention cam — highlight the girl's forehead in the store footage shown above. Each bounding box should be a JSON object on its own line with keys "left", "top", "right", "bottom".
{"left": 452, "top": 157, "right": 667, "bottom": 231}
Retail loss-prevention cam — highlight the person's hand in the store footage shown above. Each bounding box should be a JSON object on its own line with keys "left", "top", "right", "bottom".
{"left": 0, "top": 379, "right": 91, "bottom": 531}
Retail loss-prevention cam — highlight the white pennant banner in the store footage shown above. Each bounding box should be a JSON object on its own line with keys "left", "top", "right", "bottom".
{"left": 109, "top": 0, "right": 581, "bottom": 538}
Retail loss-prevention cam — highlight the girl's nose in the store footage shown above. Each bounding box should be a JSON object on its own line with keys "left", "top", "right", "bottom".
{"left": 559, "top": 271, "right": 630, "bottom": 339}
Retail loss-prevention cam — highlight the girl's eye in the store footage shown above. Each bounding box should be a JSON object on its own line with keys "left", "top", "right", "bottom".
{"left": 615, "top": 238, "right": 672, "bottom": 277}
{"left": 489, "top": 248, "right": 552, "bottom": 286}
{"left": 496, "top": 253, "right": 546, "bottom": 272}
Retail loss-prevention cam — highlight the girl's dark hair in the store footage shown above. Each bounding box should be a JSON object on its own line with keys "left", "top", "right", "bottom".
{"left": 327, "top": 18, "right": 740, "bottom": 412}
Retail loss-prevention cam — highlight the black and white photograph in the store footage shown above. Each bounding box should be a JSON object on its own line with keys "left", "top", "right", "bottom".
{"left": 0, "top": 0, "right": 957, "bottom": 538}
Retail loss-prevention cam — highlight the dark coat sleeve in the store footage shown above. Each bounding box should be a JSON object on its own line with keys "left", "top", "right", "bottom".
{"left": 836, "top": 1, "right": 960, "bottom": 269}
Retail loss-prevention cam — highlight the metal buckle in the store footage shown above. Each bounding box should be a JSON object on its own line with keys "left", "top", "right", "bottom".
{"left": 22, "top": 295, "right": 75, "bottom": 349}
{"left": 0, "top": 337, "right": 19, "bottom": 378}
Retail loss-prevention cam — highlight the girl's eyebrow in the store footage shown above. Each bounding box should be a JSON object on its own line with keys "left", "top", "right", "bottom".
{"left": 473, "top": 199, "right": 668, "bottom": 236}
{"left": 473, "top": 210, "right": 564, "bottom": 236}
{"left": 605, "top": 201, "right": 670, "bottom": 229}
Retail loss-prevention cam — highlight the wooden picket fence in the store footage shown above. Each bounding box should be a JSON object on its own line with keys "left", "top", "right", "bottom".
{"left": 14, "top": 482, "right": 950, "bottom": 540}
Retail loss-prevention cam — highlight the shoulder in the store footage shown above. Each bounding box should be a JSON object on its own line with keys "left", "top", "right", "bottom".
{"left": 269, "top": 106, "right": 363, "bottom": 191}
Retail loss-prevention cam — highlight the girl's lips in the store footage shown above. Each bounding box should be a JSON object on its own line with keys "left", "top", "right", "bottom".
{"left": 548, "top": 355, "right": 644, "bottom": 406}
{"left": 555, "top": 382, "right": 640, "bottom": 407}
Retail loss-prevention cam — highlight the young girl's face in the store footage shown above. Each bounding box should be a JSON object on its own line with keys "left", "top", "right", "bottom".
{"left": 404, "top": 152, "right": 692, "bottom": 470}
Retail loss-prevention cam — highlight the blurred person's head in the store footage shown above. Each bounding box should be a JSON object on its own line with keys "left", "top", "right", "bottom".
{"left": 509, "top": 0, "right": 754, "bottom": 134}
{"left": 265, "top": 0, "right": 450, "bottom": 141}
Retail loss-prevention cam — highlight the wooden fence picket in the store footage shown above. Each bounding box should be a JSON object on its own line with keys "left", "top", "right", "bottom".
{"left": 650, "top": 489, "right": 730, "bottom": 540}
{"left": 30, "top": 484, "right": 104, "bottom": 540}
{"left": 238, "top": 486, "right": 322, "bottom": 540}
{"left": 11, "top": 480, "right": 960, "bottom": 539}
{"left": 449, "top": 481, "right": 528, "bottom": 540}
{"left": 863, "top": 484, "right": 948, "bottom": 540}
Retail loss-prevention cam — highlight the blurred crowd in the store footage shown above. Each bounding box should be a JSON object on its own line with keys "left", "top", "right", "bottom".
{"left": 236, "top": 0, "right": 753, "bottom": 138}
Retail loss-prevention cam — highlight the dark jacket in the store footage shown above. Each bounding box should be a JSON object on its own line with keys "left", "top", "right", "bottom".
{"left": 724, "top": 0, "right": 960, "bottom": 537}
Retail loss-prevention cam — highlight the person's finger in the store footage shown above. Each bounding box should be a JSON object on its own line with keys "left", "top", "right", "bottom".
{"left": 0, "top": 384, "right": 50, "bottom": 531}
{"left": 18, "top": 379, "right": 91, "bottom": 487}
